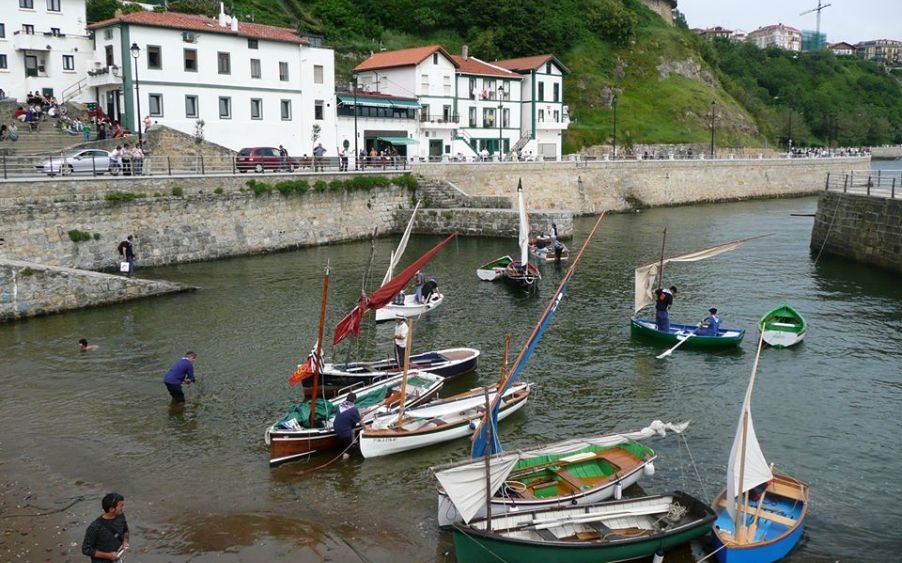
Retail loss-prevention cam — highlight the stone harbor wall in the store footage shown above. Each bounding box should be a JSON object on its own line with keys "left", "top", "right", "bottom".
{"left": 811, "top": 191, "right": 902, "bottom": 273}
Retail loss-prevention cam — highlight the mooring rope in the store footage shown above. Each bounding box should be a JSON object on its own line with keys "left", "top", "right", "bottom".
{"left": 814, "top": 191, "right": 842, "bottom": 265}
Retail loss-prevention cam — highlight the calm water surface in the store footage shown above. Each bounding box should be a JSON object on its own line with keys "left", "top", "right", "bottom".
{"left": 1, "top": 181, "right": 900, "bottom": 561}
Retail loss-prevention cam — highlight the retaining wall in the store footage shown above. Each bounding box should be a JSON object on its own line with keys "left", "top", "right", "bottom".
{"left": 811, "top": 191, "right": 902, "bottom": 273}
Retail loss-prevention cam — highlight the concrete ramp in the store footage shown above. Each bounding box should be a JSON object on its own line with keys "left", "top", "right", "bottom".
{"left": 0, "top": 259, "right": 195, "bottom": 322}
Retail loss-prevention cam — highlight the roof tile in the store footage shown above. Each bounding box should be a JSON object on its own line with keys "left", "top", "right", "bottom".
{"left": 87, "top": 11, "right": 307, "bottom": 45}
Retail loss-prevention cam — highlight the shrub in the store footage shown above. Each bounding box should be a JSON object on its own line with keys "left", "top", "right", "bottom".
{"left": 313, "top": 180, "right": 328, "bottom": 192}
{"left": 171, "top": 186, "right": 184, "bottom": 197}
{"left": 394, "top": 173, "right": 418, "bottom": 190}
{"left": 246, "top": 179, "right": 272, "bottom": 196}
{"left": 214, "top": 187, "right": 224, "bottom": 194}
{"left": 21, "top": 267, "right": 34, "bottom": 277}
{"left": 68, "top": 229, "right": 92, "bottom": 242}
{"left": 104, "top": 191, "right": 144, "bottom": 203}
{"left": 274, "top": 179, "right": 310, "bottom": 195}
{"left": 93, "top": 233, "right": 102, "bottom": 241}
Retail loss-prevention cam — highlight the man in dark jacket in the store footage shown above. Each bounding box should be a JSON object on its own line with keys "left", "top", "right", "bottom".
{"left": 333, "top": 392, "right": 361, "bottom": 460}
{"left": 82, "top": 492, "right": 128, "bottom": 563}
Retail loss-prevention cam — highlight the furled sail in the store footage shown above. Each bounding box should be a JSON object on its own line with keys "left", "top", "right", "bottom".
{"left": 381, "top": 201, "right": 420, "bottom": 286}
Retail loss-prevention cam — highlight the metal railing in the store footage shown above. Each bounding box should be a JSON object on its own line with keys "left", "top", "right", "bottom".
{"left": 0, "top": 153, "right": 410, "bottom": 180}
{"left": 825, "top": 169, "right": 901, "bottom": 199}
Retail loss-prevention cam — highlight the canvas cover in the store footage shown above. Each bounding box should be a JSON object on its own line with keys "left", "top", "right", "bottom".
{"left": 436, "top": 420, "right": 689, "bottom": 524}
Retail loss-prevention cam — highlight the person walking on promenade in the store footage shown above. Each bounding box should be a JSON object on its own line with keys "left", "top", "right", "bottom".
{"left": 163, "top": 352, "right": 197, "bottom": 403}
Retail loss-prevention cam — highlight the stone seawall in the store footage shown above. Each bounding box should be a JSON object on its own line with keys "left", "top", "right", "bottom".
{"left": 413, "top": 157, "right": 866, "bottom": 215}
{"left": 0, "top": 175, "right": 412, "bottom": 271}
{"left": 811, "top": 191, "right": 902, "bottom": 273}
{"left": 0, "top": 259, "right": 192, "bottom": 321}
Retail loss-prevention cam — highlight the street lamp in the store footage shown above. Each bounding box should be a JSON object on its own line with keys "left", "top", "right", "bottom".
{"left": 130, "top": 42, "right": 142, "bottom": 146}
{"left": 352, "top": 74, "right": 358, "bottom": 170}
{"left": 709, "top": 100, "right": 715, "bottom": 159}
{"left": 787, "top": 108, "right": 793, "bottom": 152}
{"left": 612, "top": 94, "right": 618, "bottom": 160}
{"left": 497, "top": 85, "right": 504, "bottom": 161}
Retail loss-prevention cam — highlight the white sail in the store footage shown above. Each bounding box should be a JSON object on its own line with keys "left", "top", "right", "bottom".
{"left": 517, "top": 183, "right": 529, "bottom": 266}
{"left": 381, "top": 200, "right": 421, "bottom": 286}
{"left": 633, "top": 237, "right": 762, "bottom": 313}
{"left": 726, "top": 335, "right": 773, "bottom": 521}
{"left": 433, "top": 420, "right": 689, "bottom": 524}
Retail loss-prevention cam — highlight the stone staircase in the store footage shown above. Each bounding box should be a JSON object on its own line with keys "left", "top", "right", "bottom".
{"left": 415, "top": 177, "right": 511, "bottom": 209}
{"left": 0, "top": 99, "right": 91, "bottom": 156}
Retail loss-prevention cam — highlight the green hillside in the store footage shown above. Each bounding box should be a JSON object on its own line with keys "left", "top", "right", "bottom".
{"left": 91, "top": 0, "right": 902, "bottom": 149}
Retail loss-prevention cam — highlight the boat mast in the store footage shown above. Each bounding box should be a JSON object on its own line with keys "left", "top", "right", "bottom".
{"left": 733, "top": 331, "right": 766, "bottom": 542}
{"left": 308, "top": 263, "right": 330, "bottom": 428}
{"left": 657, "top": 227, "right": 667, "bottom": 288}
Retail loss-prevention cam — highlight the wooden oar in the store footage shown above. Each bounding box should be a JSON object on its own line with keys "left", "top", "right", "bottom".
{"left": 745, "top": 490, "right": 768, "bottom": 542}
{"left": 657, "top": 331, "right": 695, "bottom": 359}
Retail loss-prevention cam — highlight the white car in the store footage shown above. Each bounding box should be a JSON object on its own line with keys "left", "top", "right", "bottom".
{"left": 35, "top": 149, "right": 115, "bottom": 177}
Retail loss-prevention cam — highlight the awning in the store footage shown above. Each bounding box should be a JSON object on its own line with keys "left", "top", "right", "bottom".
{"left": 337, "top": 95, "right": 419, "bottom": 109}
{"left": 377, "top": 136, "right": 419, "bottom": 145}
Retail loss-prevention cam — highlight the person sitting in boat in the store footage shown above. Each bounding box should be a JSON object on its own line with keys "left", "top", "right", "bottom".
{"left": 421, "top": 279, "right": 438, "bottom": 303}
{"left": 413, "top": 270, "right": 426, "bottom": 304}
{"left": 333, "top": 392, "right": 361, "bottom": 461}
{"left": 393, "top": 289, "right": 405, "bottom": 305}
{"left": 654, "top": 286, "right": 677, "bottom": 332}
{"left": 534, "top": 234, "right": 547, "bottom": 250}
{"left": 696, "top": 307, "right": 720, "bottom": 336}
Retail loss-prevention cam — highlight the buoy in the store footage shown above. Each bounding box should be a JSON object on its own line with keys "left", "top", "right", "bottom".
{"left": 644, "top": 461, "right": 656, "bottom": 476}
{"left": 613, "top": 481, "right": 623, "bottom": 500}
{"left": 652, "top": 548, "right": 665, "bottom": 563}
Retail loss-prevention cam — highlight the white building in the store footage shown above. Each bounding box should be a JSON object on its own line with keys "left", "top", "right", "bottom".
{"left": 1, "top": 0, "right": 94, "bottom": 102}
{"left": 349, "top": 45, "right": 569, "bottom": 161}
{"left": 746, "top": 24, "right": 802, "bottom": 52}
{"left": 494, "top": 54, "right": 570, "bottom": 160}
{"left": 85, "top": 8, "right": 335, "bottom": 154}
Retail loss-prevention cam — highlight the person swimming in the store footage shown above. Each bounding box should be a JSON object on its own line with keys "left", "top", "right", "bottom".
{"left": 78, "top": 338, "right": 98, "bottom": 353}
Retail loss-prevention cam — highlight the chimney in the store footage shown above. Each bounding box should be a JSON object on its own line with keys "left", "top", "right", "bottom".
{"left": 462, "top": 45, "right": 469, "bottom": 60}
{"left": 231, "top": 16, "right": 238, "bottom": 32}
{"left": 218, "top": 3, "right": 227, "bottom": 27}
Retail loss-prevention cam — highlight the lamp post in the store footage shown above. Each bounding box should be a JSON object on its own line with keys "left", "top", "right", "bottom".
{"left": 787, "top": 109, "right": 793, "bottom": 153}
{"left": 352, "top": 74, "right": 359, "bottom": 170}
{"left": 612, "top": 94, "right": 618, "bottom": 160}
{"left": 130, "top": 42, "right": 142, "bottom": 146}
{"left": 497, "top": 85, "right": 504, "bottom": 162}
{"left": 709, "top": 100, "right": 715, "bottom": 159}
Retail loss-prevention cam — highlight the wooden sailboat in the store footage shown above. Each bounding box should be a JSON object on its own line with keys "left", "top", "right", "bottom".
{"left": 630, "top": 231, "right": 767, "bottom": 349}
{"left": 451, "top": 491, "right": 716, "bottom": 563}
{"left": 373, "top": 201, "right": 445, "bottom": 322}
{"left": 432, "top": 420, "right": 689, "bottom": 527}
{"left": 475, "top": 179, "right": 541, "bottom": 285}
{"left": 759, "top": 304, "right": 807, "bottom": 348}
{"left": 710, "top": 332, "right": 810, "bottom": 562}
{"left": 264, "top": 264, "right": 444, "bottom": 466}
{"left": 332, "top": 232, "right": 457, "bottom": 347}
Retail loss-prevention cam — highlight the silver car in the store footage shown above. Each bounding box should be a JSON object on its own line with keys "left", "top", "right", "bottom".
{"left": 35, "top": 149, "right": 115, "bottom": 177}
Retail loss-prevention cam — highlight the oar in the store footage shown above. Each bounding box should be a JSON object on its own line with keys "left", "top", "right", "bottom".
{"left": 656, "top": 331, "right": 696, "bottom": 359}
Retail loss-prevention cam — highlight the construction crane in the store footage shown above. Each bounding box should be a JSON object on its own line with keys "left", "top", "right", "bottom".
{"left": 800, "top": 0, "right": 832, "bottom": 40}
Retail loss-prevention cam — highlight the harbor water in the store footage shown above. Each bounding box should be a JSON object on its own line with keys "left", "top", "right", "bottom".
{"left": 1, "top": 171, "right": 900, "bottom": 561}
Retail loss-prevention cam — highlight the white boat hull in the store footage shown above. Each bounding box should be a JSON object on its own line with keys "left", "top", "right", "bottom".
{"left": 477, "top": 267, "right": 505, "bottom": 281}
{"left": 359, "top": 382, "right": 531, "bottom": 458}
{"left": 761, "top": 328, "right": 805, "bottom": 348}
{"left": 374, "top": 292, "right": 444, "bottom": 322}
{"left": 437, "top": 458, "right": 651, "bottom": 527}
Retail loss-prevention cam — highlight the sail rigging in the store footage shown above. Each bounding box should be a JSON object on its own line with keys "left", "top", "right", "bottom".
{"left": 333, "top": 232, "right": 458, "bottom": 346}
{"left": 381, "top": 201, "right": 421, "bottom": 286}
{"left": 633, "top": 234, "right": 771, "bottom": 313}
{"left": 471, "top": 213, "right": 607, "bottom": 457}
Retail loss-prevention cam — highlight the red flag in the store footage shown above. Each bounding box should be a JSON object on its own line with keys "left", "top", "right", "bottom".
{"left": 288, "top": 343, "right": 322, "bottom": 386}
{"left": 332, "top": 232, "right": 457, "bottom": 346}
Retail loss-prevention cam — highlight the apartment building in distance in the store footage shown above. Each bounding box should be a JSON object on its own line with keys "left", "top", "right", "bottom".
{"left": 746, "top": 24, "right": 802, "bottom": 52}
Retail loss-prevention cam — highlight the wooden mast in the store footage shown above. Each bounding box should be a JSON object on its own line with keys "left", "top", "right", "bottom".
{"left": 307, "top": 263, "right": 330, "bottom": 428}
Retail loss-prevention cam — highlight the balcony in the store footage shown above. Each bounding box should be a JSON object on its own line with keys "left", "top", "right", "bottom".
{"left": 86, "top": 65, "right": 123, "bottom": 88}
{"left": 419, "top": 113, "right": 460, "bottom": 129}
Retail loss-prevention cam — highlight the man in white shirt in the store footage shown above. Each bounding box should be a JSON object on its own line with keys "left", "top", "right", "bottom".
{"left": 393, "top": 315, "right": 409, "bottom": 367}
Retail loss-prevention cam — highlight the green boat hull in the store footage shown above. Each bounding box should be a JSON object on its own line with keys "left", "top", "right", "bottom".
{"left": 759, "top": 304, "right": 807, "bottom": 348}
{"left": 452, "top": 491, "right": 715, "bottom": 563}
{"left": 630, "top": 317, "right": 745, "bottom": 348}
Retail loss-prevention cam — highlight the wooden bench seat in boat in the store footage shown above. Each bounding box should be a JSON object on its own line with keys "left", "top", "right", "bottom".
{"left": 715, "top": 498, "right": 797, "bottom": 527}
{"left": 768, "top": 322, "right": 797, "bottom": 328}
{"left": 552, "top": 468, "right": 588, "bottom": 491}
{"left": 768, "top": 479, "right": 808, "bottom": 501}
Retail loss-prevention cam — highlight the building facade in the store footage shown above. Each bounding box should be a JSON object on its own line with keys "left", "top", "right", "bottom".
{"left": 86, "top": 9, "right": 335, "bottom": 154}
{"left": 855, "top": 39, "right": 902, "bottom": 65}
{"left": 1, "top": 0, "right": 94, "bottom": 102}
{"left": 746, "top": 24, "right": 802, "bottom": 52}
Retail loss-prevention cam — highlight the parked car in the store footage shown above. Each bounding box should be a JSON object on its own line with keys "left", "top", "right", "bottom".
{"left": 235, "top": 147, "right": 298, "bottom": 173}
{"left": 35, "top": 149, "right": 115, "bottom": 177}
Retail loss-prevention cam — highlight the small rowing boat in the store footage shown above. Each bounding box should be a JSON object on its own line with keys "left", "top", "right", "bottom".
{"left": 759, "top": 304, "right": 806, "bottom": 348}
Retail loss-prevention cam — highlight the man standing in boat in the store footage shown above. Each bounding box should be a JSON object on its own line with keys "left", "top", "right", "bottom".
{"left": 654, "top": 286, "right": 677, "bottom": 332}
{"left": 393, "top": 315, "right": 409, "bottom": 367}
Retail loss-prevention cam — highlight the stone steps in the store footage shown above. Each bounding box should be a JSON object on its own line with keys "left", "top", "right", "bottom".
{"left": 415, "top": 177, "right": 511, "bottom": 209}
